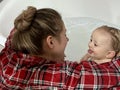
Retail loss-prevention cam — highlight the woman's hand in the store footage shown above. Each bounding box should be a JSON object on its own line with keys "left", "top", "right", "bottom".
{"left": 80, "top": 53, "right": 91, "bottom": 61}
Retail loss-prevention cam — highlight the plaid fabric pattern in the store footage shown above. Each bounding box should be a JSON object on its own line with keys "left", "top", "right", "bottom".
{"left": 0, "top": 29, "right": 120, "bottom": 90}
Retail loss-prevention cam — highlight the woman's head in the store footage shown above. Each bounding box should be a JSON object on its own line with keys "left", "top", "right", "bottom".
{"left": 12, "top": 6, "right": 68, "bottom": 60}
{"left": 88, "top": 25, "right": 120, "bottom": 62}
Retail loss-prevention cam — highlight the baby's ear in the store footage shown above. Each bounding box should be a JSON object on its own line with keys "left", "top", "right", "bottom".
{"left": 106, "top": 51, "right": 116, "bottom": 59}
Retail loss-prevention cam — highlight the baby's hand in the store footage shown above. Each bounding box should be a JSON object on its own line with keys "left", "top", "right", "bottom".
{"left": 80, "top": 53, "right": 91, "bottom": 61}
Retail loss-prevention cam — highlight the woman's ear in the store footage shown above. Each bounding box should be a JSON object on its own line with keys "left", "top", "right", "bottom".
{"left": 106, "top": 51, "right": 116, "bottom": 59}
{"left": 46, "top": 36, "right": 54, "bottom": 48}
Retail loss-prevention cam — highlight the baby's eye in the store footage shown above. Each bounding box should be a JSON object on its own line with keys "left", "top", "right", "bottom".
{"left": 94, "top": 43, "right": 97, "bottom": 46}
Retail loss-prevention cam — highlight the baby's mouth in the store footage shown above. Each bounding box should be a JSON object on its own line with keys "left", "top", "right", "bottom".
{"left": 88, "top": 49, "right": 93, "bottom": 54}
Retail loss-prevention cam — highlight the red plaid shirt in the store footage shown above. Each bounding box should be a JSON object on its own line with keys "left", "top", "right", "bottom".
{"left": 0, "top": 29, "right": 120, "bottom": 90}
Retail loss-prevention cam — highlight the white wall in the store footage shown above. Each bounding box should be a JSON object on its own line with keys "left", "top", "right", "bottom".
{"left": 0, "top": 0, "right": 120, "bottom": 37}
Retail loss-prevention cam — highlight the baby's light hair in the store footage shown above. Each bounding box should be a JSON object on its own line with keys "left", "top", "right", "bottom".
{"left": 96, "top": 25, "right": 120, "bottom": 56}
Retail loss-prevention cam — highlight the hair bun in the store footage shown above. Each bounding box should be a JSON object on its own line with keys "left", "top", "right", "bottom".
{"left": 14, "top": 6, "right": 37, "bottom": 31}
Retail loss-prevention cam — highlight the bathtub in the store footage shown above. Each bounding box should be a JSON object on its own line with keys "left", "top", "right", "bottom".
{"left": 0, "top": 0, "right": 120, "bottom": 61}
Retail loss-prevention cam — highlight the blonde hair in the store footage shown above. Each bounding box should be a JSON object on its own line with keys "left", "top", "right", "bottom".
{"left": 96, "top": 25, "right": 120, "bottom": 56}
{"left": 12, "top": 6, "right": 64, "bottom": 55}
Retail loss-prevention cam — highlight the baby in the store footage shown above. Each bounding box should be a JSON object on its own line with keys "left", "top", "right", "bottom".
{"left": 83, "top": 25, "right": 120, "bottom": 64}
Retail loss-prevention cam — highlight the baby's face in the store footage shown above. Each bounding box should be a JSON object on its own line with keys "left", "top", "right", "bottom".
{"left": 88, "top": 29, "right": 113, "bottom": 60}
